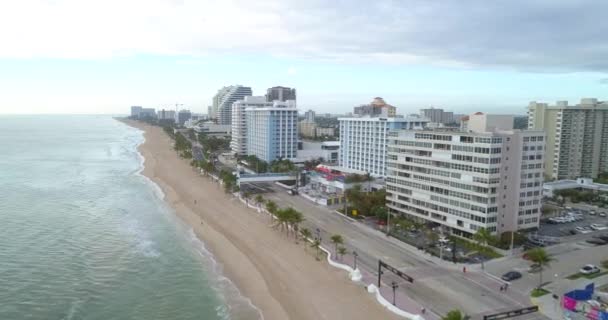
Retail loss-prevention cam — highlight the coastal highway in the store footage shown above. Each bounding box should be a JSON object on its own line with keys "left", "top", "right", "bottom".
{"left": 264, "top": 184, "right": 547, "bottom": 319}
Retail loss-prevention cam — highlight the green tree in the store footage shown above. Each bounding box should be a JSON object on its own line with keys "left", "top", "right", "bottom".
{"left": 265, "top": 200, "right": 277, "bottom": 215}
{"left": 473, "top": 228, "right": 493, "bottom": 269}
{"left": 255, "top": 194, "right": 264, "bottom": 206}
{"left": 310, "top": 239, "right": 322, "bottom": 260}
{"left": 442, "top": 310, "right": 469, "bottom": 320}
{"left": 337, "top": 246, "right": 347, "bottom": 261}
{"left": 300, "top": 228, "right": 312, "bottom": 251}
{"left": 526, "top": 248, "right": 554, "bottom": 289}
{"left": 330, "top": 234, "right": 344, "bottom": 259}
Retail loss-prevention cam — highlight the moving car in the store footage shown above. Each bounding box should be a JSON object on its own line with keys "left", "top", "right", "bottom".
{"left": 501, "top": 271, "right": 522, "bottom": 281}
{"left": 579, "top": 265, "right": 600, "bottom": 275}
{"left": 586, "top": 238, "right": 608, "bottom": 245}
{"left": 593, "top": 234, "right": 608, "bottom": 242}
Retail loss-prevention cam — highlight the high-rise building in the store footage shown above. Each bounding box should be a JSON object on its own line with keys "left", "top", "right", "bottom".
{"left": 157, "top": 109, "right": 176, "bottom": 122}
{"left": 177, "top": 109, "right": 192, "bottom": 126}
{"left": 214, "top": 85, "right": 253, "bottom": 125}
{"left": 231, "top": 96, "right": 273, "bottom": 156}
{"left": 420, "top": 107, "right": 455, "bottom": 124}
{"left": 130, "top": 106, "right": 142, "bottom": 118}
{"left": 339, "top": 115, "right": 429, "bottom": 176}
{"left": 246, "top": 100, "right": 298, "bottom": 162}
{"left": 139, "top": 108, "right": 156, "bottom": 119}
{"left": 266, "top": 86, "right": 296, "bottom": 102}
{"left": 354, "top": 97, "right": 396, "bottom": 117}
{"left": 528, "top": 98, "right": 608, "bottom": 180}
{"left": 304, "top": 109, "right": 316, "bottom": 122}
{"left": 386, "top": 115, "right": 545, "bottom": 237}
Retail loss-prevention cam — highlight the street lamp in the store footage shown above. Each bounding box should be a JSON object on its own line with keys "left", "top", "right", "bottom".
{"left": 391, "top": 281, "right": 399, "bottom": 306}
{"left": 352, "top": 251, "right": 359, "bottom": 270}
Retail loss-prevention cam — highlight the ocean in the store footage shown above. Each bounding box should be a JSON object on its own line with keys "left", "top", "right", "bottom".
{"left": 0, "top": 115, "right": 261, "bottom": 320}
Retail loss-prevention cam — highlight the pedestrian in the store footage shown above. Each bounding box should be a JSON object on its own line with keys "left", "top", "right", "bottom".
{"left": 463, "top": 266, "right": 466, "bottom": 273}
{"left": 504, "top": 283, "right": 508, "bottom": 291}
{"left": 500, "top": 285, "right": 504, "bottom": 292}
{"left": 421, "top": 307, "right": 426, "bottom": 314}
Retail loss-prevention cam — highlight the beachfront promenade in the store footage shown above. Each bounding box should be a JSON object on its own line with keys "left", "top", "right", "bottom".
{"left": 262, "top": 183, "right": 548, "bottom": 319}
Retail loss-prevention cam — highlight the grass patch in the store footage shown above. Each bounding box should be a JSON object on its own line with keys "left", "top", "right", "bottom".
{"left": 451, "top": 237, "right": 503, "bottom": 258}
{"left": 531, "top": 288, "right": 550, "bottom": 297}
{"left": 566, "top": 271, "right": 608, "bottom": 280}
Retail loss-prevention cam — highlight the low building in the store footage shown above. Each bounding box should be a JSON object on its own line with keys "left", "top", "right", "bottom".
{"left": 316, "top": 127, "right": 335, "bottom": 137}
{"left": 292, "top": 141, "right": 340, "bottom": 164}
{"left": 300, "top": 165, "right": 384, "bottom": 206}
{"left": 193, "top": 122, "right": 231, "bottom": 136}
{"left": 542, "top": 178, "right": 608, "bottom": 198}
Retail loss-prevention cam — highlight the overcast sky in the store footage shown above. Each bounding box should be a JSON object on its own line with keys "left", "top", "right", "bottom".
{"left": 0, "top": 0, "right": 607, "bottom": 115}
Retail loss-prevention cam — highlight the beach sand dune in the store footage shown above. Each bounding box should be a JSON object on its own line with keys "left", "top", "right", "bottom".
{"left": 127, "top": 121, "right": 400, "bottom": 320}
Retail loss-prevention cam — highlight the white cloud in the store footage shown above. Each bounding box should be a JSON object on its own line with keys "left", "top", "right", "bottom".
{"left": 1, "top": 0, "right": 607, "bottom": 72}
{"left": 287, "top": 66, "right": 297, "bottom": 75}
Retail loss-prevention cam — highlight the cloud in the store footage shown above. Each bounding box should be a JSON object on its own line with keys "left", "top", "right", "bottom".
{"left": 1, "top": 0, "right": 607, "bottom": 72}
{"left": 287, "top": 67, "right": 297, "bottom": 75}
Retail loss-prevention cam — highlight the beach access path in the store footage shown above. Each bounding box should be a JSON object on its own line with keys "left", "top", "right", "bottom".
{"left": 125, "top": 120, "right": 401, "bottom": 320}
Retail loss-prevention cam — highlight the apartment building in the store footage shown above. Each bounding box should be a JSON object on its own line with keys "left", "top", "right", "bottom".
{"left": 339, "top": 115, "right": 429, "bottom": 177}
{"left": 385, "top": 116, "right": 545, "bottom": 237}
{"left": 246, "top": 100, "right": 298, "bottom": 162}
{"left": 231, "top": 96, "right": 273, "bottom": 156}
{"left": 214, "top": 85, "right": 253, "bottom": 125}
{"left": 528, "top": 98, "right": 608, "bottom": 180}
{"left": 354, "top": 97, "right": 396, "bottom": 117}
{"left": 420, "top": 107, "right": 455, "bottom": 124}
{"left": 266, "top": 86, "right": 296, "bottom": 102}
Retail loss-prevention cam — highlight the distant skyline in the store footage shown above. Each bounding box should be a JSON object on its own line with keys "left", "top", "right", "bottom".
{"left": 0, "top": 0, "right": 607, "bottom": 115}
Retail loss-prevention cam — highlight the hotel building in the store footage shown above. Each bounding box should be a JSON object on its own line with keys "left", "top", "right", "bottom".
{"left": 385, "top": 113, "right": 545, "bottom": 236}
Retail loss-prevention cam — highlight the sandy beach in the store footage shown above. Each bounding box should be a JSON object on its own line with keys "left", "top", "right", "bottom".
{"left": 125, "top": 120, "right": 399, "bottom": 320}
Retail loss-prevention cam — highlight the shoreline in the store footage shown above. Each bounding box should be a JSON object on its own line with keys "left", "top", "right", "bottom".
{"left": 122, "top": 119, "right": 400, "bottom": 320}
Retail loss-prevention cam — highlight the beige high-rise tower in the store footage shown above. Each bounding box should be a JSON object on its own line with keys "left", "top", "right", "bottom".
{"left": 528, "top": 98, "right": 608, "bottom": 180}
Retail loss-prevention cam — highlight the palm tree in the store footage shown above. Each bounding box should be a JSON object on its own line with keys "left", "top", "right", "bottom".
{"left": 311, "top": 239, "right": 321, "bottom": 260}
{"left": 300, "top": 228, "right": 312, "bottom": 251}
{"left": 526, "top": 247, "right": 554, "bottom": 289}
{"left": 289, "top": 210, "right": 304, "bottom": 243}
{"left": 254, "top": 194, "right": 264, "bottom": 207}
{"left": 473, "top": 227, "right": 493, "bottom": 270}
{"left": 442, "top": 310, "right": 469, "bottom": 320}
{"left": 330, "top": 234, "right": 344, "bottom": 259}
{"left": 337, "top": 246, "right": 347, "bottom": 261}
{"left": 265, "top": 200, "right": 278, "bottom": 222}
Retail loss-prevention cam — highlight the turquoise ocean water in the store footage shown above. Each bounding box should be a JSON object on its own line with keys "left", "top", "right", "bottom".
{"left": 0, "top": 115, "right": 261, "bottom": 320}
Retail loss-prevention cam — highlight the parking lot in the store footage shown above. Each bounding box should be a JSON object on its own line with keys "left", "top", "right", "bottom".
{"left": 538, "top": 207, "right": 608, "bottom": 238}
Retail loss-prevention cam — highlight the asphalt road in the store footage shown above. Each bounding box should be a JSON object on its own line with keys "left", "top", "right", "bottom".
{"left": 262, "top": 183, "right": 547, "bottom": 318}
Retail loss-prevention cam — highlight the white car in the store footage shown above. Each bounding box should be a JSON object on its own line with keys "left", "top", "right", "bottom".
{"left": 580, "top": 264, "right": 600, "bottom": 275}
{"left": 590, "top": 224, "right": 608, "bottom": 231}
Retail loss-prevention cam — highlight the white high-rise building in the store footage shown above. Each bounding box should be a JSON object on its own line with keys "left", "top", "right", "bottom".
{"left": 246, "top": 100, "right": 298, "bottom": 162}
{"left": 339, "top": 115, "right": 429, "bottom": 177}
{"left": 157, "top": 109, "right": 176, "bottom": 122}
{"left": 304, "top": 110, "right": 316, "bottom": 122}
{"left": 528, "top": 98, "right": 608, "bottom": 180}
{"left": 214, "top": 85, "right": 253, "bottom": 125}
{"left": 231, "top": 96, "right": 273, "bottom": 156}
{"left": 385, "top": 114, "right": 545, "bottom": 237}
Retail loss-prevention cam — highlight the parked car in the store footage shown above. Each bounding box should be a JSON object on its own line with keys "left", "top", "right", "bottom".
{"left": 590, "top": 211, "right": 597, "bottom": 216}
{"left": 501, "top": 271, "right": 522, "bottom": 281}
{"left": 580, "top": 265, "right": 600, "bottom": 275}
{"left": 591, "top": 224, "right": 608, "bottom": 231}
{"left": 600, "top": 212, "right": 607, "bottom": 218}
{"left": 586, "top": 238, "right": 608, "bottom": 245}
